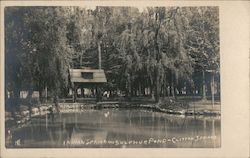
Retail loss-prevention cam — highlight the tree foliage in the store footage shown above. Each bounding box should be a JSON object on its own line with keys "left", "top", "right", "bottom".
{"left": 5, "top": 6, "right": 219, "bottom": 105}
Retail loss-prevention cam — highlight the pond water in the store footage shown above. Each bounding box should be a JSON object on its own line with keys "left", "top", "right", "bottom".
{"left": 6, "top": 109, "right": 220, "bottom": 148}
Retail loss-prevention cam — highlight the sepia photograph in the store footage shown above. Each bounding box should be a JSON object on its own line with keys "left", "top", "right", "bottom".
{"left": 0, "top": 1, "right": 249, "bottom": 158}
{"left": 4, "top": 5, "right": 220, "bottom": 148}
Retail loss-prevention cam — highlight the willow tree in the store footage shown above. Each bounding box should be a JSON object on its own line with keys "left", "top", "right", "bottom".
{"left": 5, "top": 7, "right": 73, "bottom": 111}
{"left": 186, "top": 7, "right": 219, "bottom": 100}
{"left": 165, "top": 7, "right": 194, "bottom": 98}
{"left": 66, "top": 7, "right": 94, "bottom": 68}
{"left": 5, "top": 7, "right": 28, "bottom": 112}
{"left": 136, "top": 7, "right": 167, "bottom": 102}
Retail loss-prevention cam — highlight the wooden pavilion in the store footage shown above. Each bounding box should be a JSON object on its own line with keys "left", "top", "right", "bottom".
{"left": 69, "top": 68, "right": 107, "bottom": 102}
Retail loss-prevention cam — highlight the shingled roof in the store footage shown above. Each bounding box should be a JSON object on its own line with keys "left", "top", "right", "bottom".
{"left": 69, "top": 69, "right": 107, "bottom": 83}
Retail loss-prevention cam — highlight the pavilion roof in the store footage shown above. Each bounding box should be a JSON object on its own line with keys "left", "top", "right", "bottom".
{"left": 69, "top": 68, "right": 107, "bottom": 83}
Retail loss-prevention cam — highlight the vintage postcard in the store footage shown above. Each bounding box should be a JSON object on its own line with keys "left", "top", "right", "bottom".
{"left": 0, "top": 1, "right": 249, "bottom": 158}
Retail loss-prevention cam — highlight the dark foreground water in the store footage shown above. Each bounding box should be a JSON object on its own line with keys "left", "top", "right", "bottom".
{"left": 6, "top": 109, "right": 220, "bottom": 148}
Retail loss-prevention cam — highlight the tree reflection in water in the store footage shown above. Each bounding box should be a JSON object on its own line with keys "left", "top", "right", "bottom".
{"left": 6, "top": 109, "right": 220, "bottom": 148}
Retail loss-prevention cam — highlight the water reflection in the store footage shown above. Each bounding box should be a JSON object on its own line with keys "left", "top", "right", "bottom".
{"left": 6, "top": 109, "right": 220, "bottom": 148}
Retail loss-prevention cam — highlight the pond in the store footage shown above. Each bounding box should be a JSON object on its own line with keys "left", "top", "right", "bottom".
{"left": 6, "top": 109, "right": 220, "bottom": 148}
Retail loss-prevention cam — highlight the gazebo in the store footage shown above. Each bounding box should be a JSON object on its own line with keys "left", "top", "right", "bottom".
{"left": 69, "top": 68, "right": 107, "bottom": 102}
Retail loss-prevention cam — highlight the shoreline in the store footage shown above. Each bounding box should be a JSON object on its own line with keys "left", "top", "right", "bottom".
{"left": 5, "top": 101, "right": 221, "bottom": 123}
{"left": 95, "top": 102, "right": 221, "bottom": 116}
{"left": 4, "top": 101, "right": 221, "bottom": 131}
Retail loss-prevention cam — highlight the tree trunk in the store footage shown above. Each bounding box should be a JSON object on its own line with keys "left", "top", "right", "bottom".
{"left": 39, "top": 87, "right": 44, "bottom": 103}
{"left": 150, "top": 86, "right": 155, "bottom": 100}
{"left": 39, "top": 89, "right": 42, "bottom": 103}
{"left": 80, "top": 51, "right": 84, "bottom": 68}
{"left": 142, "top": 84, "right": 146, "bottom": 96}
{"left": 154, "top": 71, "right": 160, "bottom": 103}
{"left": 173, "top": 86, "right": 177, "bottom": 99}
{"left": 97, "top": 40, "right": 102, "bottom": 70}
{"left": 126, "top": 74, "right": 132, "bottom": 101}
{"left": 216, "top": 76, "right": 220, "bottom": 96}
{"left": 53, "top": 94, "right": 59, "bottom": 113}
{"left": 13, "top": 87, "right": 20, "bottom": 111}
{"left": 160, "top": 85, "right": 163, "bottom": 97}
{"left": 202, "top": 70, "right": 207, "bottom": 100}
{"left": 171, "top": 72, "right": 176, "bottom": 99}
{"left": 211, "top": 72, "right": 215, "bottom": 107}
{"left": 45, "top": 86, "right": 48, "bottom": 103}
{"left": 10, "top": 86, "right": 20, "bottom": 120}
{"left": 138, "top": 82, "right": 142, "bottom": 96}
{"left": 27, "top": 87, "right": 33, "bottom": 118}
{"left": 165, "top": 85, "right": 169, "bottom": 97}
{"left": 155, "top": 85, "right": 159, "bottom": 102}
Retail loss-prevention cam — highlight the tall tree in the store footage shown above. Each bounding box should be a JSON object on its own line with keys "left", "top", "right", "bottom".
{"left": 186, "top": 7, "right": 219, "bottom": 99}
{"left": 5, "top": 7, "right": 73, "bottom": 111}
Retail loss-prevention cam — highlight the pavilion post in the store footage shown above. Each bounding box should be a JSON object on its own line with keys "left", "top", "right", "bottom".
{"left": 96, "top": 86, "right": 99, "bottom": 102}
{"left": 72, "top": 83, "right": 77, "bottom": 103}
